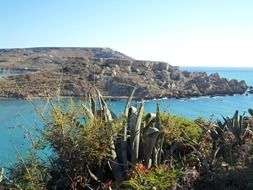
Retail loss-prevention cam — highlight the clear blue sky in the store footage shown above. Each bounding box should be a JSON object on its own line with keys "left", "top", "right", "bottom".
{"left": 1, "top": 0, "right": 253, "bottom": 67}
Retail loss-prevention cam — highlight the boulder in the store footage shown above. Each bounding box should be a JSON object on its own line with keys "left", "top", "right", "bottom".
{"left": 170, "top": 70, "right": 181, "bottom": 80}
{"left": 157, "top": 70, "right": 170, "bottom": 81}
{"left": 152, "top": 62, "right": 170, "bottom": 71}
{"left": 182, "top": 71, "right": 191, "bottom": 78}
{"left": 248, "top": 88, "right": 253, "bottom": 94}
{"left": 239, "top": 80, "right": 247, "bottom": 90}
{"left": 209, "top": 72, "right": 220, "bottom": 81}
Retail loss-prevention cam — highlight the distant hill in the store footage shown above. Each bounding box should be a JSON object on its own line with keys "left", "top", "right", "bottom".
{"left": 0, "top": 47, "right": 132, "bottom": 61}
{"left": 0, "top": 47, "right": 247, "bottom": 99}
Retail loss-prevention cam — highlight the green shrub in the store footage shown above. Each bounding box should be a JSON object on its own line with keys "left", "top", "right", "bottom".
{"left": 3, "top": 153, "right": 47, "bottom": 190}
{"left": 40, "top": 100, "right": 123, "bottom": 188}
{"left": 45, "top": 107, "right": 121, "bottom": 165}
{"left": 160, "top": 113, "right": 202, "bottom": 144}
{"left": 122, "top": 164, "right": 183, "bottom": 190}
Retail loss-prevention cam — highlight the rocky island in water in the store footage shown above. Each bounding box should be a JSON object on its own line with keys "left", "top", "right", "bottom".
{"left": 0, "top": 47, "right": 248, "bottom": 99}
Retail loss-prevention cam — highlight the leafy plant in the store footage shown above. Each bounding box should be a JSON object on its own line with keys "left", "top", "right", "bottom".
{"left": 2, "top": 153, "right": 48, "bottom": 190}
{"left": 161, "top": 113, "right": 202, "bottom": 145}
{"left": 122, "top": 164, "right": 183, "bottom": 190}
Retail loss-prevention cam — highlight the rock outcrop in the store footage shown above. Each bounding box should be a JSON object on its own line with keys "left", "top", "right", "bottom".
{"left": 0, "top": 47, "right": 248, "bottom": 99}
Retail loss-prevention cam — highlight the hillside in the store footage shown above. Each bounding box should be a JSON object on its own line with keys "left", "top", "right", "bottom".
{"left": 0, "top": 47, "right": 248, "bottom": 99}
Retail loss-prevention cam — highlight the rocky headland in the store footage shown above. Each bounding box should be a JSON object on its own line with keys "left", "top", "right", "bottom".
{"left": 0, "top": 47, "right": 248, "bottom": 99}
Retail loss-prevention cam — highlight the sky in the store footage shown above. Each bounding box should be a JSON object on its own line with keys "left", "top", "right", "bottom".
{"left": 1, "top": 0, "right": 253, "bottom": 67}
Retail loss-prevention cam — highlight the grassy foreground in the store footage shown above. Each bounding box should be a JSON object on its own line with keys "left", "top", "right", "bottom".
{"left": 1, "top": 87, "right": 253, "bottom": 190}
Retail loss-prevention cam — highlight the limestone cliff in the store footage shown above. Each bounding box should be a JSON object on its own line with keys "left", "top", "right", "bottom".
{"left": 0, "top": 48, "right": 247, "bottom": 99}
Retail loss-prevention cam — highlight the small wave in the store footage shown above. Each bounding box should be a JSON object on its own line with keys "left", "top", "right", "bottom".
{"left": 188, "top": 96, "right": 211, "bottom": 101}
{"left": 210, "top": 96, "right": 221, "bottom": 99}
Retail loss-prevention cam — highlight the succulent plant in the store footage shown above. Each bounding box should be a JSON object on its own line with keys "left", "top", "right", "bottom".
{"left": 0, "top": 168, "right": 3, "bottom": 183}
{"left": 85, "top": 87, "right": 167, "bottom": 180}
{"left": 248, "top": 108, "right": 253, "bottom": 116}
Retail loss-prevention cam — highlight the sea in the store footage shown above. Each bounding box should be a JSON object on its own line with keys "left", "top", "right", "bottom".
{"left": 1, "top": 67, "right": 253, "bottom": 167}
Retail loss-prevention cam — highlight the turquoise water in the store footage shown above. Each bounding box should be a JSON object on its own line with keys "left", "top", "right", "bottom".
{"left": 0, "top": 70, "right": 34, "bottom": 78}
{"left": 0, "top": 71, "right": 17, "bottom": 78}
{"left": 0, "top": 100, "right": 45, "bottom": 166}
{"left": 1, "top": 67, "right": 253, "bottom": 166}
{"left": 0, "top": 72, "right": 8, "bottom": 77}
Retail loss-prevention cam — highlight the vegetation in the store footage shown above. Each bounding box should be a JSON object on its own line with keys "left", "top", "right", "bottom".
{"left": 1, "top": 87, "right": 253, "bottom": 189}
{"left": 122, "top": 164, "right": 182, "bottom": 190}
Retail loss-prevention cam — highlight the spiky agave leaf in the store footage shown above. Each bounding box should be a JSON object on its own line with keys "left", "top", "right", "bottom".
{"left": 248, "top": 108, "right": 253, "bottom": 116}
{"left": 81, "top": 103, "right": 94, "bottom": 121}
{"left": 143, "top": 127, "right": 160, "bottom": 168}
{"left": 155, "top": 103, "right": 161, "bottom": 131}
{"left": 232, "top": 110, "right": 242, "bottom": 141}
{"left": 95, "top": 87, "right": 112, "bottom": 121}
{"left": 124, "top": 87, "right": 136, "bottom": 118}
{"left": 145, "top": 113, "right": 156, "bottom": 128}
{"left": 233, "top": 110, "right": 239, "bottom": 130}
{"left": 128, "top": 106, "right": 138, "bottom": 129}
{"left": 128, "top": 106, "right": 138, "bottom": 138}
{"left": 123, "top": 87, "right": 136, "bottom": 141}
{"left": 217, "top": 120, "right": 227, "bottom": 131}
{"left": 96, "top": 89, "right": 103, "bottom": 112}
{"left": 130, "top": 101, "right": 144, "bottom": 165}
{"left": 155, "top": 103, "right": 164, "bottom": 164}
{"left": 90, "top": 93, "right": 96, "bottom": 116}
{"left": 0, "top": 168, "right": 3, "bottom": 182}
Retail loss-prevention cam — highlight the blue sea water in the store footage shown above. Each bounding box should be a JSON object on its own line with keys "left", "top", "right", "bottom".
{"left": 0, "top": 70, "right": 28, "bottom": 78}
{"left": 1, "top": 67, "right": 253, "bottom": 166}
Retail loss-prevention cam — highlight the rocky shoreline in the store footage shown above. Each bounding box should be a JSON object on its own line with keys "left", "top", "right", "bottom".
{"left": 0, "top": 47, "right": 248, "bottom": 99}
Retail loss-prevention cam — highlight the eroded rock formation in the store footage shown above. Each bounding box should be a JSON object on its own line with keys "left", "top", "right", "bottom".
{"left": 0, "top": 48, "right": 248, "bottom": 99}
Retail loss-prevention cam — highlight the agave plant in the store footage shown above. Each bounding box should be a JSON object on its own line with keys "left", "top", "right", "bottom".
{"left": 83, "top": 87, "right": 166, "bottom": 182}
{"left": 207, "top": 109, "right": 253, "bottom": 166}
{"left": 215, "top": 110, "right": 253, "bottom": 145}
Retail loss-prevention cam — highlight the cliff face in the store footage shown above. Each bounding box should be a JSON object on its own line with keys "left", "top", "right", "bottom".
{"left": 0, "top": 48, "right": 248, "bottom": 99}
